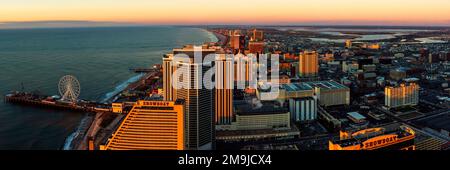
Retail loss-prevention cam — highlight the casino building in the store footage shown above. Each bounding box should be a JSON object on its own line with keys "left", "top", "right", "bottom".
{"left": 329, "top": 124, "right": 416, "bottom": 150}
{"left": 102, "top": 100, "right": 185, "bottom": 150}
{"left": 277, "top": 81, "right": 350, "bottom": 107}
{"left": 162, "top": 44, "right": 217, "bottom": 150}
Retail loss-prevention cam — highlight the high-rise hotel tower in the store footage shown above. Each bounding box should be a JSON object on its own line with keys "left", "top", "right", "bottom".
{"left": 163, "top": 54, "right": 176, "bottom": 101}
{"left": 385, "top": 83, "right": 419, "bottom": 108}
{"left": 103, "top": 100, "right": 186, "bottom": 150}
{"left": 163, "top": 44, "right": 218, "bottom": 150}
{"left": 215, "top": 54, "right": 234, "bottom": 126}
{"left": 299, "top": 51, "right": 319, "bottom": 78}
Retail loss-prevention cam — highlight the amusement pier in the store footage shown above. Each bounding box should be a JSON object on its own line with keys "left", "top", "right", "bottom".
{"left": 4, "top": 65, "right": 163, "bottom": 150}
{"left": 3, "top": 30, "right": 226, "bottom": 150}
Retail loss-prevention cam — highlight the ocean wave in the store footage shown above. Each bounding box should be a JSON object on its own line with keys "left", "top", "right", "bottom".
{"left": 101, "top": 73, "right": 144, "bottom": 103}
{"left": 203, "top": 29, "right": 218, "bottom": 43}
{"left": 62, "top": 74, "right": 144, "bottom": 150}
{"left": 62, "top": 115, "right": 90, "bottom": 150}
{"left": 62, "top": 130, "right": 77, "bottom": 150}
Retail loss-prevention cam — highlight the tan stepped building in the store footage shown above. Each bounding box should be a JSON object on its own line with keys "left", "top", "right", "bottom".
{"left": 416, "top": 138, "right": 447, "bottom": 150}
{"left": 102, "top": 100, "right": 185, "bottom": 150}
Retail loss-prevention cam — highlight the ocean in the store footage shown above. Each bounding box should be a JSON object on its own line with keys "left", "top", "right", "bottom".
{"left": 0, "top": 26, "right": 217, "bottom": 149}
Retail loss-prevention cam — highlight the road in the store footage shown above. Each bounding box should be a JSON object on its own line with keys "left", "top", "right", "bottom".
{"left": 374, "top": 105, "right": 450, "bottom": 142}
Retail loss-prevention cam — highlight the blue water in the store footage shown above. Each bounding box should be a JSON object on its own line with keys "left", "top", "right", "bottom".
{"left": 0, "top": 26, "right": 217, "bottom": 149}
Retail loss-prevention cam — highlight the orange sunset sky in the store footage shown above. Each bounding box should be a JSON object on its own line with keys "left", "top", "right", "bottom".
{"left": 1, "top": 0, "right": 450, "bottom": 25}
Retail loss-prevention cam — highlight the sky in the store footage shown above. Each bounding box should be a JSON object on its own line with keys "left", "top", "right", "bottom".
{"left": 1, "top": 0, "right": 450, "bottom": 26}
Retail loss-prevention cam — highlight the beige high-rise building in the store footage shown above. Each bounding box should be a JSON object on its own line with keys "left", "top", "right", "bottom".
{"left": 163, "top": 54, "right": 175, "bottom": 101}
{"left": 215, "top": 54, "right": 234, "bottom": 126}
{"left": 299, "top": 51, "right": 319, "bottom": 78}
{"left": 234, "top": 54, "right": 256, "bottom": 86}
{"left": 229, "top": 30, "right": 244, "bottom": 51}
{"left": 251, "top": 29, "right": 264, "bottom": 42}
{"left": 163, "top": 44, "right": 219, "bottom": 100}
{"left": 345, "top": 40, "right": 352, "bottom": 48}
{"left": 162, "top": 44, "right": 217, "bottom": 150}
{"left": 385, "top": 83, "right": 419, "bottom": 108}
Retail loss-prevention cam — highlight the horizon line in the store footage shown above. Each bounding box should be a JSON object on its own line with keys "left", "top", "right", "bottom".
{"left": 1, "top": 20, "right": 450, "bottom": 30}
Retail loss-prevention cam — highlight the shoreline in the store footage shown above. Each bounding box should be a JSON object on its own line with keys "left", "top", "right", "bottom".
{"left": 1, "top": 27, "right": 223, "bottom": 150}
{"left": 204, "top": 28, "right": 228, "bottom": 46}
{"left": 63, "top": 73, "right": 148, "bottom": 150}
{"left": 65, "top": 28, "right": 223, "bottom": 150}
{"left": 64, "top": 73, "right": 151, "bottom": 150}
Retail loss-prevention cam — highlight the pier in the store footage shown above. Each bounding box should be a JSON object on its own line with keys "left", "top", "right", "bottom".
{"left": 129, "top": 65, "right": 160, "bottom": 73}
{"left": 4, "top": 92, "right": 111, "bottom": 113}
{"left": 4, "top": 66, "right": 162, "bottom": 113}
{"left": 4, "top": 64, "right": 164, "bottom": 150}
{"left": 129, "top": 68, "right": 155, "bottom": 73}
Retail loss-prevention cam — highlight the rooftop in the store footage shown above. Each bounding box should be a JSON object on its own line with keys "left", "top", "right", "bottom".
{"left": 415, "top": 113, "right": 450, "bottom": 131}
{"left": 304, "top": 81, "right": 349, "bottom": 90}
{"left": 332, "top": 123, "right": 415, "bottom": 147}
{"left": 347, "top": 112, "right": 366, "bottom": 121}
{"left": 282, "top": 83, "right": 313, "bottom": 92}
{"left": 290, "top": 96, "right": 316, "bottom": 101}
{"left": 234, "top": 100, "right": 288, "bottom": 116}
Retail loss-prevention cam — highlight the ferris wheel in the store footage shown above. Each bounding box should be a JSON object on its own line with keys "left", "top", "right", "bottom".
{"left": 58, "top": 75, "right": 80, "bottom": 103}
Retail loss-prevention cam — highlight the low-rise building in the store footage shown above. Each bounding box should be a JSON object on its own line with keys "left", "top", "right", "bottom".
{"left": 329, "top": 124, "right": 416, "bottom": 150}
{"left": 232, "top": 101, "right": 290, "bottom": 130}
{"left": 289, "top": 97, "right": 317, "bottom": 122}
{"left": 304, "top": 81, "right": 350, "bottom": 107}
